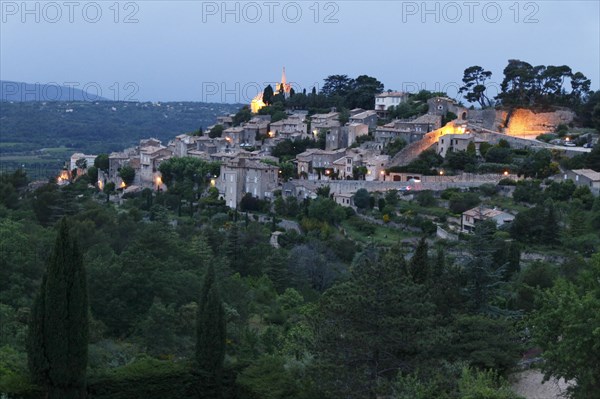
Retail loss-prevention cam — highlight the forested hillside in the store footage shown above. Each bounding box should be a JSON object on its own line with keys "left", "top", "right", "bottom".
{"left": 0, "top": 101, "right": 240, "bottom": 178}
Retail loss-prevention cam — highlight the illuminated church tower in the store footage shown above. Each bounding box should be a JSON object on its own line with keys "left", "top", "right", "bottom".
{"left": 251, "top": 67, "right": 291, "bottom": 113}
{"left": 276, "top": 67, "right": 291, "bottom": 98}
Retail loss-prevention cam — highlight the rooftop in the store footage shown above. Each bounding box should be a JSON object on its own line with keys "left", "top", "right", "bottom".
{"left": 572, "top": 169, "right": 600, "bottom": 181}
{"left": 376, "top": 91, "right": 407, "bottom": 98}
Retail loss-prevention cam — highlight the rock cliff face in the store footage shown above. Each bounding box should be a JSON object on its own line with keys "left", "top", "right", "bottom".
{"left": 504, "top": 108, "right": 575, "bottom": 138}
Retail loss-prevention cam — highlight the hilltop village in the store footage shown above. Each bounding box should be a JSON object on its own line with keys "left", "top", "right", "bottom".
{"left": 63, "top": 67, "right": 599, "bottom": 236}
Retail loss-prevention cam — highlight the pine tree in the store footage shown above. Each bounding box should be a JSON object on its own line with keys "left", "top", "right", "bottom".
{"left": 196, "top": 264, "right": 226, "bottom": 398}
{"left": 315, "top": 248, "right": 438, "bottom": 399}
{"left": 27, "top": 218, "right": 88, "bottom": 399}
{"left": 465, "top": 220, "right": 506, "bottom": 314}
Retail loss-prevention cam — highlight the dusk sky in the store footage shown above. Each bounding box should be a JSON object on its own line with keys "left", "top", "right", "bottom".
{"left": 2, "top": 0, "right": 599, "bottom": 103}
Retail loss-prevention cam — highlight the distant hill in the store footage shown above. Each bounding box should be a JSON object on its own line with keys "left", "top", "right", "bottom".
{"left": 0, "top": 101, "right": 242, "bottom": 178}
{"left": 1, "top": 80, "right": 111, "bottom": 102}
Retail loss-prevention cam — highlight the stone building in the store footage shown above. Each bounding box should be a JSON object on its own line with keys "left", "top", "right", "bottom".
{"left": 374, "top": 91, "right": 409, "bottom": 117}
{"left": 140, "top": 145, "right": 172, "bottom": 186}
{"left": 374, "top": 114, "right": 440, "bottom": 145}
{"left": 296, "top": 148, "right": 346, "bottom": 180}
{"left": 437, "top": 133, "right": 486, "bottom": 157}
{"left": 561, "top": 169, "right": 600, "bottom": 195}
{"left": 461, "top": 206, "right": 515, "bottom": 233}
{"left": 349, "top": 110, "right": 378, "bottom": 130}
{"left": 217, "top": 155, "right": 280, "bottom": 208}
{"left": 427, "top": 97, "right": 468, "bottom": 120}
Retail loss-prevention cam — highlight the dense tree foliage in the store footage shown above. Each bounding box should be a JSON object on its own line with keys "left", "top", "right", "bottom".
{"left": 496, "top": 60, "right": 590, "bottom": 108}
{"left": 1, "top": 167, "right": 599, "bottom": 399}
{"left": 531, "top": 255, "right": 600, "bottom": 398}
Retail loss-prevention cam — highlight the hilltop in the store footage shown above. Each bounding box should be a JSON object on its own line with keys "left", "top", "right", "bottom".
{"left": 0, "top": 80, "right": 111, "bottom": 102}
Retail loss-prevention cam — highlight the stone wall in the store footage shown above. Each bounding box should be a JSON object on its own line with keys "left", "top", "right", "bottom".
{"left": 505, "top": 108, "right": 575, "bottom": 138}
{"left": 290, "top": 173, "right": 520, "bottom": 195}
{"left": 466, "top": 109, "right": 508, "bottom": 131}
{"left": 388, "top": 128, "right": 444, "bottom": 167}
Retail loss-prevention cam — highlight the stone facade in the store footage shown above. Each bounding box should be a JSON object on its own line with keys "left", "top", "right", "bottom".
{"left": 217, "top": 155, "right": 280, "bottom": 208}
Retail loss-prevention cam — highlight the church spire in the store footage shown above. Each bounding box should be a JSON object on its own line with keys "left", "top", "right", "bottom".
{"left": 281, "top": 67, "right": 287, "bottom": 86}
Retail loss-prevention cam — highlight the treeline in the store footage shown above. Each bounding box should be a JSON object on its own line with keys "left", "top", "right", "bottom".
{"left": 0, "top": 101, "right": 240, "bottom": 155}
{"left": 459, "top": 60, "right": 600, "bottom": 131}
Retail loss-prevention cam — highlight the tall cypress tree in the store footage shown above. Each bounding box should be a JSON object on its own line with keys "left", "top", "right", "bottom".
{"left": 542, "top": 200, "right": 559, "bottom": 245}
{"left": 27, "top": 275, "right": 49, "bottom": 386}
{"left": 408, "top": 237, "right": 430, "bottom": 284}
{"left": 196, "top": 264, "right": 226, "bottom": 398}
{"left": 27, "top": 218, "right": 89, "bottom": 399}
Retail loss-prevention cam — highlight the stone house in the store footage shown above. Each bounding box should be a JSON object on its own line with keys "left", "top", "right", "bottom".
{"left": 349, "top": 110, "right": 378, "bottom": 130}
{"left": 296, "top": 148, "right": 346, "bottom": 180}
{"left": 561, "top": 169, "right": 600, "bottom": 195}
{"left": 345, "top": 123, "right": 369, "bottom": 147}
{"left": 217, "top": 155, "right": 280, "bottom": 208}
{"left": 216, "top": 115, "right": 234, "bottom": 128}
{"left": 69, "top": 153, "right": 97, "bottom": 171}
{"left": 428, "top": 97, "right": 468, "bottom": 120}
{"left": 375, "top": 91, "right": 409, "bottom": 117}
{"left": 172, "top": 134, "right": 199, "bottom": 157}
{"left": 140, "top": 145, "right": 172, "bottom": 186}
{"left": 243, "top": 117, "right": 270, "bottom": 143}
{"left": 437, "top": 134, "right": 485, "bottom": 157}
{"left": 334, "top": 192, "right": 355, "bottom": 208}
{"left": 325, "top": 126, "right": 347, "bottom": 151}
{"left": 269, "top": 114, "right": 308, "bottom": 139}
{"left": 195, "top": 136, "right": 229, "bottom": 154}
{"left": 374, "top": 114, "right": 441, "bottom": 145}
{"left": 461, "top": 206, "right": 515, "bottom": 233}
{"left": 108, "top": 151, "right": 133, "bottom": 181}
{"left": 223, "top": 126, "right": 247, "bottom": 147}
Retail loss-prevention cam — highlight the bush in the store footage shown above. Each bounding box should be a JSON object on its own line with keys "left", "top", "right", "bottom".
{"left": 240, "top": 193, "right": 268, "bottom": 212}
{"left": 87, "top": 358, "right": 239, "bottom": 399}
{"left": 347, "top": 217, "right": 376, "bottom": 236}
{"left": 415, "top": 191, "right": 437, "bottom": 207}
{"left": 498, "top": 178, "right": 516, "bottom": 186}
{"left": 448, "top": 192, "right": 480, "bottom": 214}
{"left": 479, "top": 183, "right": 498, "bottom": 197}
{"left": 353, "top": 189, "right": 371, "bottom": 209}
{"left": 441, "top": 188, "right": 460, "bottom": 200}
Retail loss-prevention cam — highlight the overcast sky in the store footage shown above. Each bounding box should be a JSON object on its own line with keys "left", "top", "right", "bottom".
{"left": 1, "top": 0, "right": 598, "bottom": 102}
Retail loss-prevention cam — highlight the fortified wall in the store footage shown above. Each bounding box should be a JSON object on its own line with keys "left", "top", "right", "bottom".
{"left": 504, "top": 108, "right": 575, "bottom": 138}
